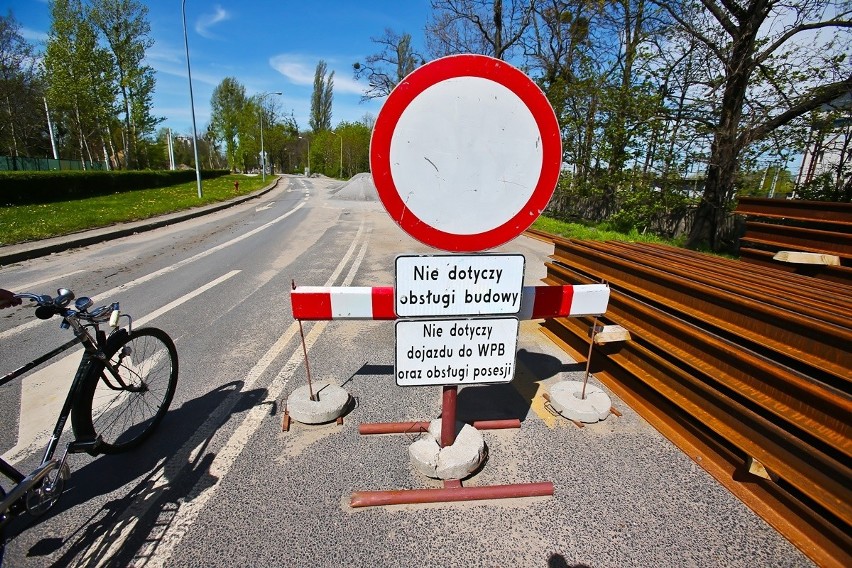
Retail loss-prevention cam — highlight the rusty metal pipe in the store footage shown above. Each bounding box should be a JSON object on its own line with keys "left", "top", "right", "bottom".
{"left": 358, "top": 421, "right": 430, "bottom": 435}
{"left": 605, "top": 240, "right": 852, "bottom": 314}
{"left": 597, "top": 240, "right": 852, "bottom": 324}
{"left": 441, "top": 386, "right": 457, "bottom": 447}
{"left": 540, "top": 321, "right": 851, "bottom": 568}
{"left": 736, "top": 196, "right": 852, "bottom": 226}
{"left": 358, "top": 419, "right": 521, "bottom": 435}
{"left": 471, "top": 419, "right": 521, "bottom": 430}
{"left": 350, "top": 481, "right": 554, "bottom": 508}
{"left": 549, "top": 241, "right": 852, "bottom": 382}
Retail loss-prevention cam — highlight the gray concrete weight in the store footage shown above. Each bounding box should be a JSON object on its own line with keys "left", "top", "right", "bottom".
{"left": 287, "top": 383, "right": 349, "bottom": 424}
{"left": 549, "top": 380, "right": 612, "bottom": 423}
{"left": 409, "top": 419, "right": 485, "bottom": 480}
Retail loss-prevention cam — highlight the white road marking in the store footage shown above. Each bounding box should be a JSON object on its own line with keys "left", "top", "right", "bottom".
{"left": 0, "top": 201, "right": 306, "bottom": 342}
{"left": 12, "top": 270, "right": 86, "bottom": 291}
{"left": 1, "top": 271, "right": 241, "bottom": 464}
{"left": 133, "top": 271, "right": 240, "bottom": 328}
{"left": 80, "top": 221, "right": 370, "bottom": 566}
{"left": 255, "top": 202, "right": 275, "bottom": 211}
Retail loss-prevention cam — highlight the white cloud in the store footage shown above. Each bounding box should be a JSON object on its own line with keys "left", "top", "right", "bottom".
{"left": 148, "top": 41, "right": 225, "bottom": 88}
{"left": 146, "top": 44, "right": 184, "bottom": 67}
{"left": 269, "top": 54, "right": 366, "bottom": 96}
{"left": 195, "top": 6, "right": 231, "bottom": 39}
{"left": 334, "top": 73, "right": 369, "bottom": 96}
{"left": 269, "top": 55, "right": 315, "bottom": 86}
{"left": 20, "top": 27, "right": 48, "bottom": 43}
{"left": 154, "top": 63, "right": 224, "bottom": 88}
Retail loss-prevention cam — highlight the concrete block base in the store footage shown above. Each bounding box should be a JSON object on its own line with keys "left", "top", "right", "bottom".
{"left": 287, "top": 383, "right": 350, "bottom": 424}
{"left": 549, "top": 381, "right": 611, "bottom": 423}
{"left": 409, "top": 419, "right": 485, "bottom": 480}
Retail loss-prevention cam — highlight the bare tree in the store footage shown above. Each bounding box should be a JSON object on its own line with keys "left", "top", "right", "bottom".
{"left": 353, "top": 29, "right": 423, "bottom": 100}
{"left": 426, "top": 0, "right": 537, "bottom": 60}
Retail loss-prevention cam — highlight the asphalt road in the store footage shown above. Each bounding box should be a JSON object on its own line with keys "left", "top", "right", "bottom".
{"left": 0, "top": 175, "right": 810, "bottom": 567}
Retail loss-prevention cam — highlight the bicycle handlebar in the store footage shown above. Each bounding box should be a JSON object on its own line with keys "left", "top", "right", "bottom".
{"left": 15, "top": 289, "right": 120, "bottom": 325}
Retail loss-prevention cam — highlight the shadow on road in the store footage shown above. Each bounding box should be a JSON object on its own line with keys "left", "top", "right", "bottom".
{"left": 10, "top": 381, "right": 266, "bottom": 566}
{"left": 455, "top": 348, "right": 581, "bottom": 423}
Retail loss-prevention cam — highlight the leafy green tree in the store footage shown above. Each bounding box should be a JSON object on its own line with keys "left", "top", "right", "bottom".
{"left": 794, "top": 110, "right": 852, "bottom": 202}
{"left": 89, "top": 0, "right": 160, "bottom": 169}
{"left": 0, "top": 11, "right": 48, "bottom": 161}
{"left": 526, "top": 0, "right": 660, "bottom": 223}
{"left": 596, "top": 0, "right": 665, "bottom": 218}
{"left": 310, "top": 60, "right": 334, "bottom": 133}
{"left": 263, "top": 111, "right": 299, "bottom": 174}
{"left": 44, "top": 0, "right": 116, "bottom": 167}
{"left": 525, "top": 1, "right": 601, "bottom": 211}
{"left": 310, "top": 129, "right": 335, "bottom": 175}
{"left": 209, "top": 77, "right": 248, "bottom": 171}
{"left": 798, "top": 171, "right": 852, "bottom": 202}
{"left": 234, "top": 98, "right": 260, "bottom": 172}
{"left": 337, "top": 121, "right": 372, "bottom": 177}
{"left": 652, "top": 0, "right": 852, "bottom": 250}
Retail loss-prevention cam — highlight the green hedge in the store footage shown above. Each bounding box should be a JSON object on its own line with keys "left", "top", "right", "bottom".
{"left": 0, "top": 169, "right": 230, "bottom": 205}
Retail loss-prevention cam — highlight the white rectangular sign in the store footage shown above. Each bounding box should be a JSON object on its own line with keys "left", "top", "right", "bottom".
{"left": 395, "top": 254, "right": 525, "bottom": 317}
{"left": 395, "top": 318, "right": 519, "bottom": 386}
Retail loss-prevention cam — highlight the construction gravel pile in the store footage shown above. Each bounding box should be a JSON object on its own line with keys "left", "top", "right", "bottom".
{"left": 330, "top": 173, "right": 380, "bottom": 201}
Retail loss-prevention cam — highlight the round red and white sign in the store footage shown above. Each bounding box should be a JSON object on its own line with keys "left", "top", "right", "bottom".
{"left": 371, "top": 54, "right": 561, "bottom": 252}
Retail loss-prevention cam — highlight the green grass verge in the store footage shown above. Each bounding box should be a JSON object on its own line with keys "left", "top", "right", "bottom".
{"left": 531, "top": 215, "right": 685, "bottom": 247}
{"left": 0, "top": 174, "right": 276, "bottom": 246}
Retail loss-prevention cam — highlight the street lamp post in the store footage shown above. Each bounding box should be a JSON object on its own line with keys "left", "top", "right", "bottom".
{"left": 299, "top": 136, "right": 310, "bottom": 175}
{"left": 181, "top": 0, "right": 202, "bottom": 198}
{"left": 258, "top": 91, "right": 282, "bottom": 183}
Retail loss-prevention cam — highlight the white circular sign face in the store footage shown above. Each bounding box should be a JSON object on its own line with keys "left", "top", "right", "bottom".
{"left": 390, "top": 76, "right": 543, "bottom": 235}
{"left": 371, "top": 54, "right": 561, "bottom": 252}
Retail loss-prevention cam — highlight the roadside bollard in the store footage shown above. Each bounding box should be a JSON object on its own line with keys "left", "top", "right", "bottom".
{"left": 234, "top": 180, "right": 239, "bottom": 193}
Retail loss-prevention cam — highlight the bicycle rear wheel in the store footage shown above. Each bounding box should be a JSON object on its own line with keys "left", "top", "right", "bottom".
{"left": 72, "top": 327, "right": 178, "bottom": 454}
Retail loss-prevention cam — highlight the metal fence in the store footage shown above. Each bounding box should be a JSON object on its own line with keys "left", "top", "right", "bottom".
{"left": 0, "top": 156, "right": 108, "bottom": 171}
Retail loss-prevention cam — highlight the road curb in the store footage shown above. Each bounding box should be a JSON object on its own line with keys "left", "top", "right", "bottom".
{"left": 0, "top": 177, "right": 282, "bottom": 266}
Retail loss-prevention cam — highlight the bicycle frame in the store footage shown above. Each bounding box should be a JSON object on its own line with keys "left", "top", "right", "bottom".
{"left": 0, "top": 315, "right": 126, "bottom": 519}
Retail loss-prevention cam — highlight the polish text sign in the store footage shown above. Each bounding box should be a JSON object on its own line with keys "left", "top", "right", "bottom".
{"left": 395, "top": 318, "right": 519, "bottom": 387}
{"left": 371, "top": 54, "right": 561, "bottom": 252}
{"left": 395, "top": 254, "right": 525, "bottom": 317}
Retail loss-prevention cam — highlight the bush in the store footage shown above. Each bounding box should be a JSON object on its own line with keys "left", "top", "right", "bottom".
{"left": 0, "top": 169, "right": 230, "bottom": 205}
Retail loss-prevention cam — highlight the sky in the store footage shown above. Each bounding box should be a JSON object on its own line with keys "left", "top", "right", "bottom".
{"left": 4, "top": 0, "right": 433, "bottom": 136}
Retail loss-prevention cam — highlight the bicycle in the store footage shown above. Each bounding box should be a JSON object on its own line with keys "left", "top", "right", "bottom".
{"left": 0, "top": 288, "right": 178, "bottom": 544}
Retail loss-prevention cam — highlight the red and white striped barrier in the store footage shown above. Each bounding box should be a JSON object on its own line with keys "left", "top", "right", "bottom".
{"left": 291, "top": 284, "right": 609, "bottom": 321}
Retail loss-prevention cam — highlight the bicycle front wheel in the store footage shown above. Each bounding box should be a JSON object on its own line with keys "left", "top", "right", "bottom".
{"left": 72, "top": 327, "right": 178, "bottom": 454}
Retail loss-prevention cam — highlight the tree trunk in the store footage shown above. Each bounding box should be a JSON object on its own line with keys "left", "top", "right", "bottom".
{"left": 101, "top": 132, "right": 110, "bottom": 171}
{"left": 6, "top": 96, "right": 19, "bottom": 159}
{"left": 493, "top": 0, "right": 503, "bottom": 57}
{"left": 686, "top": 17, "right": 756, "bottom": 250}
{"left": 107, "top": 126, "right": 118, "bottom": 170}
{"left": 119, "top": 78, "right": 131, "bottom": 169}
